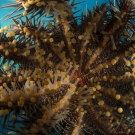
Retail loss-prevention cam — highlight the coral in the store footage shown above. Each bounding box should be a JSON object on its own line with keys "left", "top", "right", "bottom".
{"left": 0, "top": 0, "right": 135, "bottom": 134}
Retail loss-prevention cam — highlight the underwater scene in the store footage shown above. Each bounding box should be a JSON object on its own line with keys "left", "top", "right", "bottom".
{"left": 0, "top": 0, "right": 135, "bottom": 135}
